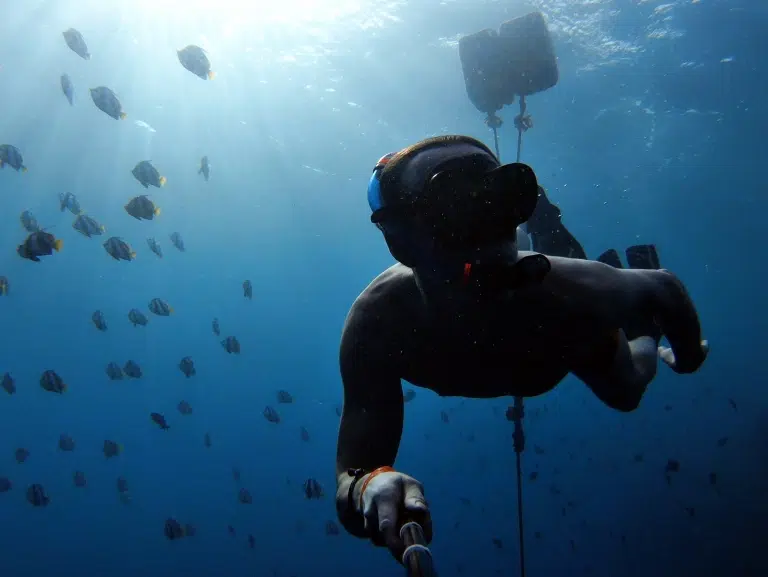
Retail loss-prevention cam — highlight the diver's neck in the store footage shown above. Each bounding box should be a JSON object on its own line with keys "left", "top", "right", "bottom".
{"left": 412, "top": 243, "right": 520, "bottom": 312}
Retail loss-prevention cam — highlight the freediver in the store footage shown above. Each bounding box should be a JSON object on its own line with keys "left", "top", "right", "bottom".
{"left": 335, "top": 135, "right": 708, "bottom": 564}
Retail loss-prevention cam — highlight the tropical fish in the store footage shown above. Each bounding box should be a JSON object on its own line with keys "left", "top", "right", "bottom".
{"left": 1, "top": 373, "right": 15, "bottom": 394}
{"left": 0, "top": 276, "right": 7, "bottom": 296}
{"left": 105, "top": 361, "right": 123, "bottom": 380}
{"left": 131, "top": 161, "right": 166, "bottom": 188}
{"left": 92, "top": 310, "right": 107, "bottom": 331}
{"left": 103, "top": 237, "right": 135, "bottom": 261}
{"left": 125, "top": 195, "right": 161, "bottom": 220}
{"left": 170, "top": 232, "right": 185, "bottom": 251}
{"left": 20, "top": 210, "right": 39, "bottom": 232}
{"left": 177, "top": 45, "right": 215, "bottom": 80}
{"left": 90, "top": 86, "right": 126, "bottom": 120}
{"left": 276, "top": 390, "right": 293, "bottom": 404}
{"left": 40, "top": 370, "right": 66, "bottom": 393}
{"left": 0, "top": 144, "right": 27, "bottom": 172}
{"left": 147, "top": 237, "right": 162, "bottom": 258}
{"left": 26, "top": 483, "right": 50, "bottom": 507}
{"left": 15, "top": 448, "right": 30, "bottom": 463}
{"left": 123, "top": 360, "right": 142, "bottom": 379}
{"left": 221, "top": 336, "right": 240, "bottom": 354}
{"left": 198, "top": 155, "right": 210, "bottom": 181}
{"left": 177, "top": 400, "right": 193, "bottom": 415}
{"left": 179, "top": 357, "right": 195, "bottom": 377}
{"left": 102, "top": 440, "right": 122, "bottom": 458}
{"left": 151, "top": 412, "right": 170, "bottom": 430}
{"left": 58, "top": 434, "right": 75, "bottom": 452}
{"left": 263, "top": 406, "right": 280, "bottom": 424}
{"left": 59, "top": 192, "right": 82, "bottom": 214}
{"left": 61, "top": 73, "right": 74, "bottom": 105}
{"left": 243, "top": 280, "right": 253, "bottom": 300}
{"left": 128, "top": 309, "right": 148, "bottom": 326}
{"left": 212, "top": 318, "right": 220, "bottom": 336}
{"left": 148, "top": 298, "right": 173, "bottom": 316}
{"left": 63, "top": 28, "right": 90, "bottom": 59}
{"left": 73, "top": 471, "right": 87, "bottom": 487}
{"left": 72, "top": 214, "right": 105, "bottom": 237}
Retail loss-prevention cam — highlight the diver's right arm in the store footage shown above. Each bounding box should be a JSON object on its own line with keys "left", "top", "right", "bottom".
{"left": 336, "top": 300, "right": 405, "bottom": 533}
{"left": 335, "top": 298, "right": 432, "bottom": 560}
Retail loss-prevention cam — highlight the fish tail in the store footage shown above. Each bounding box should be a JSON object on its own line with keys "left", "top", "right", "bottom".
{"left": 130, "top": 251, "right": 137, "bottom": 259}
{"left": 60, "top": 383, "right": 68, "bottom": 392}
{"left": 154, "top": 207, "right": 161, "bottom": 216}
{"left": 118, "top": 443, "right": 124, "bottom": 453}
{"left": 100, "top": 225, "right": 106, "bottom": 232}
{"left": 159, "top": 176, "right": 167, "bottom": 186}
{"left": 120, "top": 112, "right": 127, "bottom": 120}
{"left": 208, "top": 71, "right": 215, "bottom": 80}
{"left": 21, "top": 166, "right": 28, "bottom": 173}
{"left": 53, "top": 239, "right": 64, "bottom": 252}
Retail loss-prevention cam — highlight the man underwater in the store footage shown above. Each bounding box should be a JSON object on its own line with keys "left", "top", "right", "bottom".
{"left": 335, "top": 135, "right": 708, "bottom": 563}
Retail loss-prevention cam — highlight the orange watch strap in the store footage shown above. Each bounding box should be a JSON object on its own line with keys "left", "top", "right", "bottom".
{"left": 358, "top": 466, "right": 395, "bottom": 510}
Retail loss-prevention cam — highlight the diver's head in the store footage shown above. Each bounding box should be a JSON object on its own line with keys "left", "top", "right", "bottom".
{"left": 367, "top": 135, "right": 539, "bottom": 268}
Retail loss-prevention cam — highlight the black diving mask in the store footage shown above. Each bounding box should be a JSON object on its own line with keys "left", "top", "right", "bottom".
{"left": 371, "top": 155, "right": 539, "bottom": 251}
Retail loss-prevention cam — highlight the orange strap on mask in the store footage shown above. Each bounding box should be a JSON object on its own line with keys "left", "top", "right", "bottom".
{"left": 359, "top": 466, "right": 395, "bottom": 510}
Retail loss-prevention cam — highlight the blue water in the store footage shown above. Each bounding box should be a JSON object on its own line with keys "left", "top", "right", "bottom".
{"left": 0, "top": 0, "right": 765, "bottom": 575}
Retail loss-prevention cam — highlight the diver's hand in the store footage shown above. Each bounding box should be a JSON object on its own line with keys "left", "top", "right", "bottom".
{"left": 659, "top": 340, "right": 709, "bottom": 373}
{"left": 652, "top": 270, "right": 708, "bottom": 374}
{"left": 357, "top": 469, "right": 432, "bottom": 563}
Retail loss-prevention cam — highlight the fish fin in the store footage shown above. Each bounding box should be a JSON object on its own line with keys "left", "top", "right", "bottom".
{"left": 208, "top": 70, "right": 216, "bottom": 80}
{"left": 21, "top": 166, "right": 28, "bottom": 173}
{"left": 0, "top": 286, "right": 6, "bottom": 296}
{"left": 154, "top": 207, "right": 161, "bottom": 216}
{"left": 100, "top": 225, "right": 106, "bottom": 232}
{"left": 159, "top": 176, "right": 167, "bottom": 186}
{"left": 61, "top": 383, "right": 68, "bottom": 392}
{"left": 169, "top": 307, "right": 174, "bottom": 314}
{"left": 120, "top": 112, "right": 127, "bottom": 120}
{"left": 130, "top": 251, "right": 137, "bottom": 259}
{"left": 53, "top": 239, "right": 63, "bottom": 252}
{"left": 118, "top": 443, "right": 124, "bottom": 453}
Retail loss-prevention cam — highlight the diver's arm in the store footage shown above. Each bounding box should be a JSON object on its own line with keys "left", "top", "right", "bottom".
{"left": 336, "top": 308, "right": 405, "bottom": 538}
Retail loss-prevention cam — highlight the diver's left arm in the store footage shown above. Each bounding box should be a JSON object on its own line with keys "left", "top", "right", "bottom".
{"left": 542, "top": 256, "right": 707, "bottom": 372}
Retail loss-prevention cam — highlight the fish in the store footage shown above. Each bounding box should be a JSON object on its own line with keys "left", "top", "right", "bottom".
{"left": 15, "top": 448, "right": 30, "bottom": 463}
{"left": 177, "top": 45, "right": 215, "bottom": 80}
{"left": 0, "top": 477, "right": 12, "bottom": 493}
{"left": 198, "top": 155, "right": 210, "bottom": 181}
{"left": 61, "top": 73, "right": 74, "bottom": 105}
{"left": 204, "top": 433, "right": 212, "bottom": 448}
{"left": 128, "top": 308, "right": 148, "bottom": 326}
{"left": 59, "top": 192, "right": 82, "bottom": 214}
{"left": 103, "top": 237, "right": 135, "bottom": 261}
{"left": 90, "top": 86, "right": 126, "bottom": 120}
{"left": 18, "top": 231, "right": 63, "bottom": 262}
{"left": 170, "top": 232, "right": 185, "bottom": 251}
{"left": 221, "top": 336, "right": 240, "bottom": 354}
{"left": 73, "top": 471, "right": 87, "bottom": 487}
{"left": 148, "top": 298, "right": 173, "bottom": 316}
{"left": 125, "top": 195, "right": 161, "bottom": 220}
{"left": 117, "top": 477, "right": 131, "bottom": 503}
{"left": 151, "top": 412, "right": 170, "bottom": 430}
{"left": 20, "top": 210, "right": 40, "bottom": 232}
{"left": 26, "top": 483, "right": 50, "bottom": 507}
{"left": 103, "top": 440, "right": 122, "bottom": 459}
{"left": 263, "top": 406, "right": 280, "bottom": 424}
{"left": 276, "top": 390, "right": 293, "bottom": 404}
{"left": 303, "top": 478, "right": 324, "bottom": 499}
{"left": 147, "top": 237, "right": 163, "bottom": 258}
{"left": 58, "top": 434, "right": 75, "bottom": 452}
{"left": 123, "top": 360, "right": 142, "bottom": 378}
{"left": 0, "top": 144, "right": 27, "bottom": 172}
{"left": 212, "top": 318, "right": 220, "bottom": 336}
{"left": 164, "top": 518, "right": 195, "bottom": 540}
{"left": 243, "top": 280, "right": 253, "bottom": 300}
{"left": 325, "top": 520, "right": 340, "bottom": 536}
{"left": 238, "top": 488, "right": 253, "bottom": 504}
{"left": 92, "top": 310, "right": 107, "bottom": 331}
{"left": 300, "top": 426, "right": 310, "bottom": 442}
{"left": 131, "top": 161, "right": 166, "bottom": 188}
{"left": 177, "top": 400, "right": 193, "bottom": 415}
{"left": 105, "top": 361, "right": 123, "bottom": 380}
{"left": 179, "top": 357, "right": 196, "bottom": 377}
{"left": 40, "top": 369, "right": 67, "bottom": 393}
{"left": 248, "top": 534, "right": 256, "bottom": 548}
{"left": 72, "top": 214, "right": 105, "bottom": 237}
{"left": 1, "top": 372, "right": 15, "bottom": 394}
{"left": 0, "top": 276, "right": 7, "bottom": 296}
{"left": 62, "top": 28, "right": 90, "bottom": 59}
